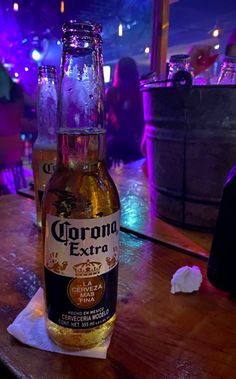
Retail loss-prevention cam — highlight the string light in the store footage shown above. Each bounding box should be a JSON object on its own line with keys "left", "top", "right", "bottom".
{"left": 13, "top": 2, "right": 19, "bottom": 11}
{"left": 209, "top": 25, "right": 222, "bottom": 38}
{"left": 118, "top": 23, "right": 123, "bottom": 37}
{"left": 31, "top": 49, "right": 42, "bottom": 61}
{"left": 144, "top": 47, "right": 150, "bottom": 54}
{"left": 213, "top": 29, "right": 220, "bottom": 38}
{"left": 103, "top": 66, "right": 111, "bottom": 83}
{"left": 214, "top": 43, "right": 220, "bottom": 50}
{"left": 60, "top": 1, "right": 65, "bottom": 13}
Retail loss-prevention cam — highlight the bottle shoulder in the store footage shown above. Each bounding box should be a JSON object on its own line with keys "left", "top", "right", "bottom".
{"left": 42, "top": 166, "right": 120, "bottom": 219}
{"left": 33, "top": 139, "right": 57, "bottom": 149}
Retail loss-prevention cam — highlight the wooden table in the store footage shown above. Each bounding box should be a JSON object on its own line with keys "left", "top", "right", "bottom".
{"left": 2, "top": 187, "right": 236, "bottom": 378}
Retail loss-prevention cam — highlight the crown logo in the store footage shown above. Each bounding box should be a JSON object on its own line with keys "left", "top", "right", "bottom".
{"left": 73, "top": 259, "right": 102, "bottom": 277}
{"left": 47, "top": 252, "right": 68, "bottom": 274}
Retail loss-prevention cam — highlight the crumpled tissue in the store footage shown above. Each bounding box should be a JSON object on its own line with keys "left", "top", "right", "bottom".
{"left": 171, "top": 265, "right": 202, "bottom": 294}
{"left": 7, "top": 287, "right": 111, "bottom": 359}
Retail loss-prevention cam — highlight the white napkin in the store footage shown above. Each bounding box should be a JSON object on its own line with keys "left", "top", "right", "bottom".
{"left": 171, "top": 265, "right": 202, "bottom": 294}
{"left": 7, "top": 287, "right": 111, "bottom": 359}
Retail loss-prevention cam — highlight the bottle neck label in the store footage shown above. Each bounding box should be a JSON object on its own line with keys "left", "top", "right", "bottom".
{"left": 38, "top": 160, "right": 56, "bottom": 191}
{"left": 44, "top": 211, "right": 120, "bottom": 329}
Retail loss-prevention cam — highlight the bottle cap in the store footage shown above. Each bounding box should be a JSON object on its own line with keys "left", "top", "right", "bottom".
{"left": 62, "top": 20, "right": 102, "bottom": 34}
{"left": 169, "top": 54, "right": 191, "bottom": 63}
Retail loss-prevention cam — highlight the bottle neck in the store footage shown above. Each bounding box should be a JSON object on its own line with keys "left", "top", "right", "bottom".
{"left": 56, "top": 22, "right": 106, "bottom": 171}
{"left": 57, "top": 128, "right": 106, "bottom": 171}
{"left": 36, "top": 76, "right": 57, "bottom": 144}
{"left": 221, "top": 61, "right": 236, "bottom": 71}
{"left": 218, "top": 62, "right": 236, "bottom": 84}
{"left": 57, "top": 45, "right": 105, "bottom": 134}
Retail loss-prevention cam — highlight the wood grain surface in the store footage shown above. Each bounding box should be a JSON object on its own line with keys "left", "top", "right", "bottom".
{"left": 1, "top": 195, "right": 236, "bottom": 379}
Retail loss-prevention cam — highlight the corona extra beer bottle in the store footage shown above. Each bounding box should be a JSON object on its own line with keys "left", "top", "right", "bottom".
{"left": 42, "top": 21, "right": 120, "bottom": 350}
{"left": 32, "top": 65, "right": 57, "bottom": 229}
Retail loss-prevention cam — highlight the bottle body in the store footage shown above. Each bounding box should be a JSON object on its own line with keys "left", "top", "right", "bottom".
{"left": 217, "top": 56, "right": 236, "bottom": 85}
{"left": 43, "top": 129, "right": 120, "bottom": 349}
{"left": 32, "top": 65, "right": 57, "bottom": 228}
{"left": 42, "top": 21, "right": 120, "bottom": 350}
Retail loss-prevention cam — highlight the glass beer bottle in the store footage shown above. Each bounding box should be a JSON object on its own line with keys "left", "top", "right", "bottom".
{"left": 32, "top": 65, "right": 57, "bottom": 229}
{"left": 167, "top": 54, "right": 193, "bottom": 86}
{"left": 42, "top": 21, "right": 120, "bottom": 350}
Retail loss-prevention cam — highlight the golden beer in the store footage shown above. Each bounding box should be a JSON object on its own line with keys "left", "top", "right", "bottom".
{"left": 42, "top": 129, "right": 120, "bottom": 349}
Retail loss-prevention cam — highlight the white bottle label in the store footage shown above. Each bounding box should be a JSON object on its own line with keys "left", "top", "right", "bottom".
{"left": 44, "top": 211, "right": 120, "bottom": 329}
{"left": 45, "top": 211, "right": 119, "bottom": 277}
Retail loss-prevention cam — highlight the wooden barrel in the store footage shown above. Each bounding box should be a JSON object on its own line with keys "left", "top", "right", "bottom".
{"left": 141, "top": 84, "right": 236, "bottom": 231}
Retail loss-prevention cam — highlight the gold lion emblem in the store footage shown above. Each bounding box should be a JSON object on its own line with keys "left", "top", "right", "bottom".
{"left": 47, "top": 252, "right": 68, "bottom": 274}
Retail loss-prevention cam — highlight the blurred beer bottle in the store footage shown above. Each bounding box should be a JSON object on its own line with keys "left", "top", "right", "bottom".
{"left": 217, "top": 55, "right": 236, "bottom": 85}
{"left": 32, "top": 65, "right": 57, "bottom": 229}
{"left": 207, "top": 170, "right": 236, "bottom": 292}
{"left": 42, "top": 21, "right": 120, "bottom": 350}
{"left": 167, "top": 54, "right": 193, "bottom": 86}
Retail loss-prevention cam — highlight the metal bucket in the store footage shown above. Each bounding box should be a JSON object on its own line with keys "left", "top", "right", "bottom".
{"left": 141, "top": 84, "right": 236, "bottom": 231}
